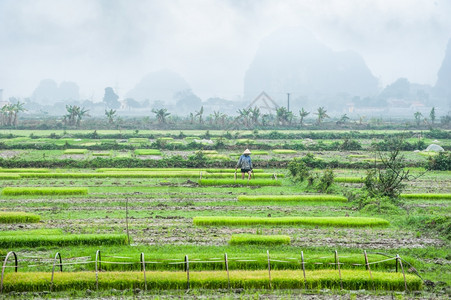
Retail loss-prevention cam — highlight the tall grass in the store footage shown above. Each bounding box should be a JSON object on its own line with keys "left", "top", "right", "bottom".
{"left": 1, "top": 187, "right": 88, "bottom": 196}
{"left": 400, "top": 193, "right": 451, "bottom": 200}
{"left": 193, "top": 216, "right": 389, "bottom": 227}
{"left": 0, "top": 168, "right": 49, "bottom": 173}
{"left": 273, "top": 149, "right": 297, "bottom": 154}
{"left": 198, "top": 179, "right": 282, "bottom": 186}
{"left": 0, "top": 212, "right": 40, "bottom": 223}
{"left": 237, "top": 195, "right": 347, "bottom": 202}
{"left": 1, "top": 270, "right": 422, "bottom": 292}
{"left": 0, "top": 233, "right": 129, "bottom": 248}
{"left": 0, "top": 173, "right": 21, "bottom": 179}
{"left": 134, "top": 149, "right": 162, "bottom": 155}
{"left": 229, "top": 234, "right": 290, "bottom": 245}
{"left": 63, "top": 149, "right": 88, "bottom": 154}
{"left": 334, "top": 177, "right": 365, "bottom": 183}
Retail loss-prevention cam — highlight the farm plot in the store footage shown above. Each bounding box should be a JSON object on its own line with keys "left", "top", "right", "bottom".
{"left": 0, "top": 130, "right": 449, "bottom": 298}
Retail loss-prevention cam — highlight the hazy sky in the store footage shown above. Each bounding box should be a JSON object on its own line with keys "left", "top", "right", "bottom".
{"left": 1, "top": 0, "right": 450, "bottom": 101}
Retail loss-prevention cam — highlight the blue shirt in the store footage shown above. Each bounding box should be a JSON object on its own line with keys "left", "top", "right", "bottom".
{"left": 236, "top": 154, "right": 252, "bottom": 170}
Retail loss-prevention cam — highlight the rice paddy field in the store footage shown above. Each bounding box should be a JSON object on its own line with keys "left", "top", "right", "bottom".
{"left": 0, "top": 129, "right": 449, "bottom": 299}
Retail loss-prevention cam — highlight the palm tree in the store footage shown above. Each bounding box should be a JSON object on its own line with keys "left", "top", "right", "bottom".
{"left": 11, "top": 101, "right": 26, "bottom": 126}
{"left": 237, "top": 108, "right": 251, "bottom": 128}
{"left": 276, "top": 107, "right": 292, "bottom": 126}
{"left": 250, "top": 107, "right": 260, "bottom": 126}
{"left": 195, "top": 106, "right": 204, "bottom": 124}
{"left": 414, "top": 111, "right": 423, "bottom": 127}
{"left": 152, "top": 108, "right": 170, "bottom": 124}
{"left": 299, "top": 108, "right": 310, "bottom": 126}
{"left": 337, "top": 114, "right": 350, "bottom": 125}
{"left": 315, "top": 107, "right": 329, "bottom": 125}
{"left": 76, "top": 107, "right": 90, "bottom": 127}
{"left": 105, "top": 109, "right": 117, "bottom": 124}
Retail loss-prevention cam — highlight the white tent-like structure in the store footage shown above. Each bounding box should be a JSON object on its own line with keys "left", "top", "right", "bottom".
{"left": 425, "top": 144, "right": 445, "bottom": 152}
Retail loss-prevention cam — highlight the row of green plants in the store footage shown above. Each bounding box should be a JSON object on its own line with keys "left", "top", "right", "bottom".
{"left": 229, "top": 234, "right": 291, "bottom": 245}
{"left": 237, "top": 195, "right": 347, "bottom": 202}
{"left": 198, "top": 179, "right": 282, "bottom": 187}
{"left": 1, "top": 187, "right": 88, "bottom": 196}
{"left": 0, "top": 270, "right": 422, "bottom": 292}
{"left": 0, "top": 231, "right": 129, "bottom": 248}
{"left": 0, "top": 212, "right": 40, "bottom": 223}
{"left": 193, "top": 217, "right": 389, "bottom": 227}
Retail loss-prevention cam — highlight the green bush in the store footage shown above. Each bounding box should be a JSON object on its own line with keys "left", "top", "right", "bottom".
{"left": 427, "top": 152, "right": 451, "bottom": 170}
{"left": 287, "top": 158, "right": 311, "bottom": 182}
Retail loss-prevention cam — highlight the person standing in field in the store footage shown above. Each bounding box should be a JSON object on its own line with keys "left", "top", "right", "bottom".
{"left": 235, "top": 149, "right": 253, "bottom": 180}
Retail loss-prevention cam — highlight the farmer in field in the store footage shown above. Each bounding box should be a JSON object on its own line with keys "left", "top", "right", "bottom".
{"left": 235, "top": 149, "right": 253, "bottom": 180}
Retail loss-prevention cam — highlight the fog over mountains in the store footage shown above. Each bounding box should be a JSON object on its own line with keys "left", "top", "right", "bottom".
{"left": 1, "top": 0, "right": 451, "bottom": 115}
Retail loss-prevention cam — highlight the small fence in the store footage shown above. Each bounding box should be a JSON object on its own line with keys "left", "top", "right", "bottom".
{"left": 0, "top": 249, "right": 421, "bottom": 293}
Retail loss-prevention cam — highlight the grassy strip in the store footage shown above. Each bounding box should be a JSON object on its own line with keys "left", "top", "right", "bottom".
{"left": 400, "top": 193, "right": 451, "bottom": 200}
{"left": 231, "top": 151, "right": 269, "bottom": 156}
{"left": 205, "top": 154, "right": 230, "bottom": 160}
{"left": 92, "top": 152, "right": 111, "bottom": 156}
{"left": 198, "top": 179, "right": 282, "bottom": 186}
{"left": 348, "top": 154, "right": 368, "bottom": 158}
{"left": 96, "top": 168, "right": 198, "bottom": 172}
{"left": 204, "top": 173, "right": 284, "bottom": 179}
{"left": 273, "top": 149, "right": 297, "bottom": 154}
{"left": 63, "top": 149, "right": 88, "bottom": 154}
{"left": 1, "top": 187, "right": 88, "bottom": 196}
{"left": 128, "top": 138, "right": 149, "bottom": 143}
{"left": 229, "top": 234, "right": 290, "bottom": 245}
{"left": 134, "top": 149, "right": 162, "bottom": 155}
{"left": 19, "top": 172, "right": 202, "bottom": 179}
{"left": 205, "top": 169, "right": 264, "bottom": 173}
{"left": 1, "top": 270, "right": 422, "bottom": 292}
{"left": 237, "top": 195, "right": 347, "bottom": 202}
{"left": 0, "top": 229, "right": 63, "bottom": 236}
{"left": 0, "top": 212, "right": 40, "bottom": 223}
{"left": 0, "top": 233, "right": 128, "bottom": 248}
{"left": 0, "top": 173, "right": 21, "bottom": 179}
{"left": 334, "top": 177, "right": 365, "bottom": 183}
{"left": 193, "top": 216, "right": 389, "bottom": 227}
{"left": 0, "top": 168, "right": 49, "bottom": 173}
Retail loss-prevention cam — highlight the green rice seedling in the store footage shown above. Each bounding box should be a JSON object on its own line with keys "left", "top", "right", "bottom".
{"left": 1, "top": 270, "right": 422, "bottom": 292}
{"left": 134, "top": 149, "right": 162, "bottom": 155}
{"left": 1, "top": 187, "right": 88, "bottom": 196}
{"left": 0, "top": 233, "right": 129, "bottom": 248}
{"left": 63, "top": 149, "right": 88, "bottom": 154}
{"left": 19, "top": 172, "right": 201, "bottom": 179}
{"left": 0, "top": 212, "right": 40, "bottom": 223}
{"left": 363, "top": 158, "right": 382, "bottom": 163}
{"left": 0, "top": 229, "right": 63, "bottom": 236}
{"left": 400, "top": 193, "right": 451, "bottom": 200}
{"left": 237, "top": 194, "right": 347, "bottom": 202}
{"left": 92, "top": 152, "right": 111, "bottom": 156}
{"left": 334, "top": 177, "right": 365, "bottom": 183}
{"left": 229, "top": 234, "right": 291, "bottom": 245}
{"left": 193, "top": 216, "right": 389, "bottom": 227}
{"left": 205, "top": 168, "right": 264, "bottom": 173}
{"left": 230, "top": 150, "right": 269, "bottom": 156}
{"left": 418, "top": 151, "right": 439, "bottom": 157}
{"left": 204, "top": 173, "right": 284, "bottom": 179}
{"left": 197, "top": 150, "right": 218, "bottom": 154}
{"left": 273, "top": 149, "right": 297, "bottom": 154}
{"left": 0, "top": 173, "right": 21, "bottom": 179}
{"left": 128, "top": 138, "right": 149, "bottom": 143}
{"left": 348, "top": 154, "right": 368, "bottom": 158}
{"left": 0, "top": 168, "right": 49, "bottom": 173}
{"left": 198, "top": 179, "right": 282, "bottom": 186}
{"left": 96, "top": 168, "right": 195, "bottom": 172}
{"left": 205, "top": 154, "right": 230, "bottom": 160}
{"left": 157, "top": 137, "right": 174, "bottom": 141}
{"left": 236, "top": 138, "right": 255, "bottom": 145}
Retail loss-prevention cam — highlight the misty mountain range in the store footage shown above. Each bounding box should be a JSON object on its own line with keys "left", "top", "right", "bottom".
{"left": 10, "top": 27, "right": 451, "bottom": 116}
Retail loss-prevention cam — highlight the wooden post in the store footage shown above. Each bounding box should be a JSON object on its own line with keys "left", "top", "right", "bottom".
{"left": 185, "top": 255, "right": 190, "bottom": 290}
{"left": 224, "top": 253, "right": 230, "bottom": 289}
{"left": 335, "top": 250, "right": 343, "bottom": 290}
{"left": 267, "top": 250, "right": 272, "bottom": 288}
{"left": 301, "top": 251, "right": 306, "bottom": 289}
{"left": 395, "top": 255, "right": 399, "bottom": 273}
{"left": 95, "top": 250, "right": 101, "bottom": 290}
{"left": 364, "top": 250, "right": 374, "bottom": 289}
{"left": 141, "top": 253, "right": 147, "bottom": 291}
{"left": 50, "top": 252, "right": 62, "bottom": 292}
{"left": 397, "top": 254, "right": 408, "bottom": 292}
